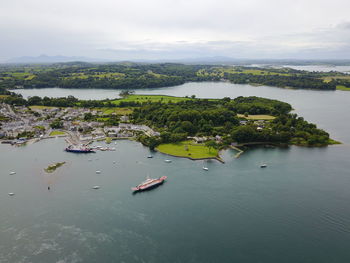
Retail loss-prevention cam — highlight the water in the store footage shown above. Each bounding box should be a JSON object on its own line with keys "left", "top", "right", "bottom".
{"left": 3, "top": 82, "right": 350, "bottom": 262}
{"left": 281, "top": 65, "right": 350, "bottom": 73}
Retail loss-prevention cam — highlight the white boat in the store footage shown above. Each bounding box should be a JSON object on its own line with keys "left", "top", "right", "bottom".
{"left": 96, "top": 170, "right": 101, "bottom": 174}
{"left": 8, "top": 193, "right": 15, "bottom": 196}
{"left": 165, "top": 159, "right": 172, "bottom": 163}
{"left": 10, "top": 172, "right": 16, "bottom": 175}
{"left": 203, "top": 167, "right": 209, "bottom": 171}
{"left": 147, "top": 155, "right": 153, "bottom": 158}
{"left": 260, "top": 163, "right": 267, "bottom": 168}
{"left": 92, "top": 186, "right": 100, "bottom": 189}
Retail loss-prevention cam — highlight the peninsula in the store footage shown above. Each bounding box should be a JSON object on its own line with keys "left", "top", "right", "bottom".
{"left": 0, "top": 93, "right": 338, "bottom": 161}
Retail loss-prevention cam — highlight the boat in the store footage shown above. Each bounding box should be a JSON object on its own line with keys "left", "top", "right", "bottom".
{"left": 8, "top": 193, "right": 15, "bottom": 196}
{"left": 10, "top": 171, "right": 16, "bottom": 175}
{"left": 96, "top": 170, "right": 101, "bottom": 174}
{"left": 132, "top": 176, "right": 167, "bottom": 192}
{"left": 164, "top": 159, "right": 172, "bottom": 163}
{"left": 92, "top": 186, "right": 100, "bottom": 189}
{"left": 65, "top": 145, "right": 95, "bottom": 153}
{"left": 260, "top": 163, "right": 267, "bottom": 168}
{"left": 147, "top": 155, "right": 153, "bottom": 158}
{"left": 203, "top": 167, "right": 209, "bottom": 171}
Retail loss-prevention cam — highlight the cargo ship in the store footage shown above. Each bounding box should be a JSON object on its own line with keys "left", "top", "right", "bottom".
{"left": 132, "top": 176, "right": 167, "bottom": 192}
{"left": 65, "top": 145, "right": 95, "bottom": 153}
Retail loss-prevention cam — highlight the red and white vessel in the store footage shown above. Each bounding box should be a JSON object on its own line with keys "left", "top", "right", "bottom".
{"left": 132, "top": 176, "right": 167, "bottom": 192}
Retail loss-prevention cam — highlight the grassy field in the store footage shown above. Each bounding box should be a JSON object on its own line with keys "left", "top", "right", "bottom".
{"left": 111, "top": 95, "right": 195, "bottom": 105}
{"left": 92, "top": 107, "right": 133, "bottom": 115}
{"left": 30, "top": 105, "right": 57, "bottom": 110}
{"left": 197, "top": 67, "right": 291, "bottom": 77}
{"left": 49, "top": 131, "right": 66, "bottom": 136}
{"left": 336, "top": 85, "right": 350, "bottom": 91}
{"left": 156, "top": 140, "right": 218, "bottom": 159}
{"left": 62, "top": 72, "right": 125, "bottom": 80}
{"left": 237, "top": 114, "right": 276, "bottom": 120}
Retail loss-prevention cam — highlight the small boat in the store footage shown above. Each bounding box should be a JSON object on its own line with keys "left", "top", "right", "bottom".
{"left": 260, "top": 163, "right": 267, "bottom": 168}
{"left": 92, "top": 186, "right": 100, "bottom": 189}
{"left": 10, "top": 172, "right": 16, "bottom": 175}
{"left": 96, "top": 170, "right": 101, "bottom": 174}
{"left": 8, "top": 193, "right": 15, "bottom": 196}
{"left": 113, "top": 161, "right": 116, "bottom": 164}
{"left": 147, "top": 155, "right": 153, "bottom": 158}
{"left": 164, "top": 159, "right": 172, "bottom": 163}
{"left": 132, "top": 176, "right": 167, "bottom": 192}
{"left": 203, "top": 167, "right": 209, "bottom": 171}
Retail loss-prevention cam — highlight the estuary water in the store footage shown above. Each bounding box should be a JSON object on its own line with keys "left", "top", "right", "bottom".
{"left": 3, "top": 82, "right": 350, "bottom": 262}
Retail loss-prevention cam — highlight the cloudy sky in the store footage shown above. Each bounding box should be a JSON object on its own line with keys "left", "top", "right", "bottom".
{"left": 1, "top": 0, "right": 350, "bottom": 61}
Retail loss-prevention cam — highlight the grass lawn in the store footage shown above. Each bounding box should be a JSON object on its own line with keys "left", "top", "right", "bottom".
{"left": 156, "top": 140, "right": 218, "bottom": 159}
{"left": 336, "top": 85, "right": 350, "bottom": 91}
{"left": 94, "top": 107, "right": 133, "bottom": 115}
{"left": 50, "top": 130, "right": 66, "bottom": 136}
{"left": 30, "top": 105, "right": 57, "bottom": 110}
{"left": 237, "top": 114, "right": 275, "bottom": 120}
{"left": 110, "top": 95, "right": 196, "bottom": 105}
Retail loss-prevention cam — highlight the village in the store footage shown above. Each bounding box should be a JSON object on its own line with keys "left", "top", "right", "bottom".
{"left": 0, "top": 103, "right": 161, "bottom": 146}
{"left": 0, "top": 102, "right": 271, "bottom": 149}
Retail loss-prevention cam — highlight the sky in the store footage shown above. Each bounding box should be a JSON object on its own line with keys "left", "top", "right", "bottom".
{"left": 1, "top": 0, "right": 350, "bottom": 62}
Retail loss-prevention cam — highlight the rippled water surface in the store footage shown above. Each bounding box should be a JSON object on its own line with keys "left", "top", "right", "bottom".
{"left": 3, "top": 82, "right": 350, "bottom": 262}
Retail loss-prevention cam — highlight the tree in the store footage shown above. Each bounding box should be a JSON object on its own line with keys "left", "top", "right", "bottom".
{"left": 205, "top": 140, "right": 217, "bottom": 153}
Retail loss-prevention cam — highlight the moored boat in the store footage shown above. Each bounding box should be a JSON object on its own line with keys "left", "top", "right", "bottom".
{"left": 65, "top": 145, "right": 95, "bottom": 153}
{"left": 132, "top": 176, "right": 167, "bottom": 192}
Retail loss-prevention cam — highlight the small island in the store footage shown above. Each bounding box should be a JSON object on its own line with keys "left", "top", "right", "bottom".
{"left": 44, "top": 162, "right": 65, "bottom": 173}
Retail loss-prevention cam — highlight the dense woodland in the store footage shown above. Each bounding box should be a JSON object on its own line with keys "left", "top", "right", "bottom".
{"left": 1, "top": 63, "right": 349, "bottom": 91}
{"left": 132, "top": 97, "right": 332, "bottom": 147}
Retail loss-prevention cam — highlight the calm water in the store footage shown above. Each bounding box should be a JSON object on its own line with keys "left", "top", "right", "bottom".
{"left": 3, "top": 82, "right": 350, "bottom": 262}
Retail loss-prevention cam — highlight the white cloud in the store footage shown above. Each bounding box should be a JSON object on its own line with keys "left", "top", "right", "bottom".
{"left": 0, "top": 0, "right": 350, "bottom": 61}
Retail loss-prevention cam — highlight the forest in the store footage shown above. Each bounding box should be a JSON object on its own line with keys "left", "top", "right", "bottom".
{"left": 1, "top": 63, "right": 349, "bottom": 91}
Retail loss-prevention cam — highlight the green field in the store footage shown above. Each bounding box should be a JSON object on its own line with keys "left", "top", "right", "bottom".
{"left": 110, "top": 95, "right": 196, "bottom": 105}
{"left": 64, "top": 72, "right": 125, "bottom": 80}
{"left": 49, "top": 131, "right": 66, "bottom": 136}
{"left": 197, "top": 67, "right": 291, "bottom": 77}
{"left": 156, "top": 140, "right": 218, "bottom": 159}
{"left": 237, "top": 114, "right": 276, "bottom": 120}
{"left": 30, "top": 105, "right": 57, "bottom": 110}
{"left": 336, "top": 85, "right": 350, "bottom": 91}
{"left": 93, "top": 107, "right": 133, "bottom": 115}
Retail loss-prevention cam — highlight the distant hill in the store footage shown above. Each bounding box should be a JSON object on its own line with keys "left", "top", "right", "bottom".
{"left": 6, "top": 54, "right": 109, "bottom": 64}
